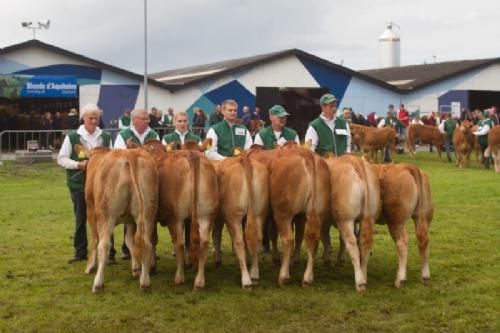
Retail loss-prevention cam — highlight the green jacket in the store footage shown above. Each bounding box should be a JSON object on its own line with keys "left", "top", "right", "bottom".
{"left": 384, "top": 117, "right": 404, "bottom": 129}
{"left": 119, "top": 115, "right": 130, "bottom": 127}
{"left": 444, "top": 119, "right": 457, "bottom": 138}
{"left": 310, "top": 116, "right": 348, "bottom": 156}
{"left": 66, "top": 130, "right": 111, "bottom": 192}
{"left": 477, "top": 118, "right": 494, "bottom": 146}
{"left": 257, "top": 126, "right": 297, "bottom": 150}
{"left": 163, "top": 131, "right": 201, "bottom": 149}
{"left": 211, "top": 120, "right": 248, "bottom": 157}
{"left": 118, "top": 127, "right": 158, "bottom": 145}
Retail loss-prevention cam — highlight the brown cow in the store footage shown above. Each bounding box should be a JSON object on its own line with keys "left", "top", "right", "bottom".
{"left": 212, "top": 152, "right": 269, "bottom": 288}
{"left": 144, "top": 140, "right": 218, "bottom": 289}
{"left": 486, "top": 125, "right": 500, "bottom": 172}
{"left": 79, "top": 146, "right": 158, "bottom": 293}
{"left": 351, "top": 124, "right": 397, "bottom": 162}
{"left": 406, "top": 124, "right": 444, "bottom": 158}
{"left": 369, "top": 163, "right": 433, "bottom": 288}
{"left": 452, "top": 120, "right": 475, "bottom": 168}
{"left": 322, "top": 154, "right": 381, "bottom": 291}
{"left": 269, "top": 145, "right": 330, "bottom": 286}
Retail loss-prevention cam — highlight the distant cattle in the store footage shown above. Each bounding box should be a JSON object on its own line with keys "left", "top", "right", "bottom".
{"left": 406, "top": 124, "right": 444, "bottom": 158}
{"left": 452, "top": 120, "right": 475, "bottom": 168}
{"left": 351, "top": 124, "right": 397, "bottom": 162}
{"left": 486, "top": 125, "right": 500, "bottom": 172}
{"left": 80, "top": 146, "right": 158, "bottom": 293}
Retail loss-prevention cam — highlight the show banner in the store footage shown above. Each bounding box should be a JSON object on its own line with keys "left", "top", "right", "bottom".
{"left": 0, "top": 75, "right": 78, "bottom": 98}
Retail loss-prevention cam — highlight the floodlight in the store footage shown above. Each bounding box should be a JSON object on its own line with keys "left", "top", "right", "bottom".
{"left": 38, "top": 20, "right": 50, "bottom": 29}
{"left": 21, "top": 21, "right": 32, "bottom": 28}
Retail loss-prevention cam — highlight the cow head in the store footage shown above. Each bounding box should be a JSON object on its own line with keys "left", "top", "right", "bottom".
{"left": 459, "top": 120, "right": 473, "bottom": 134}
{"left": 143, "top": 140, "right": 166, "bottom": 156}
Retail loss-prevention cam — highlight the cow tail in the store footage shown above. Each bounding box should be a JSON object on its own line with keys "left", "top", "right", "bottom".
{"left": 302, "top": 150, "right": 321, "bottom": 245}
{"left": 405, "top": 125, "right": 413, "bottom": 155}
{"left": 357, "top": 158, "right": 374, "bottom": 258}
{"left": 241, "top": 151, "right": 258, "bottom": 256}
{"left": 188, "top": 151, "right": 201, "bottom": 265}
{"left": 128, "top": 154, "right": 146, "bottom": 260}
{"left": 407, "top": 164, "right": 426, "bottom": 227}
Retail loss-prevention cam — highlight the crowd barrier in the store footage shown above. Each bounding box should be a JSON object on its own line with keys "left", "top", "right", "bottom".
{"left": 0, "top": 126, "right": 209, "bottom": 161}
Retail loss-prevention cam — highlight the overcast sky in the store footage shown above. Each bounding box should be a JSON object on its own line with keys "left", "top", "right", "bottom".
{"left": 2, "top": 0, "right": 500, "bottom": 75}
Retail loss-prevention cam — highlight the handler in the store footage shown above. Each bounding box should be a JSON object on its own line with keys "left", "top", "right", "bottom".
{"left": 162, "top": 111, "right": 201, "bottom": 148}
{"left": 254, "top": 105, "right": 299, "bottom": 148}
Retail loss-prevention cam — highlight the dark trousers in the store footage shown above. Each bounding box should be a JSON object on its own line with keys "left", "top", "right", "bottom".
{"left": 70, "top": 190, "right": 116, "bottom": 259}
{"left": 70, "top": 191, "right": 88, "bottom": 258}
{"left": 480, "top": 143, "right": 490, "bottom": 168}
{"left": 444, "top": 137, "right": 453, "bottom": 162}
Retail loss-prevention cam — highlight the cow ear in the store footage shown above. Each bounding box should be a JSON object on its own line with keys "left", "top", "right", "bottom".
{"left": 201, "top": 138, "right": 212, "bottom": 151}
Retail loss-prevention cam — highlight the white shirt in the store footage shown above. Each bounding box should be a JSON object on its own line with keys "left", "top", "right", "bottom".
{"left": 205, "top": 121, "right": 253, "bottom": 160}
{"left": 473, "top": 122, "right": 491, "bottom": 136}
{"left": 304, "top": 114, "right": 351, "bottom": 153}
{"left": 438, "top": 121, "right": 446, "bottom": 134}
{"left": 114, "top": 125, "right": 159, "bottom": 149}
{"left": 57, "top": 125, "right": 110, "bottom": 169}
{"left": 161, "top": 129, "right": 201, "bottom": 145}
{"left": 254, "top": 129, "right": 300, "bottom": 147}
{"left": 411, "top": 119, "right": 424, "bottom": 125}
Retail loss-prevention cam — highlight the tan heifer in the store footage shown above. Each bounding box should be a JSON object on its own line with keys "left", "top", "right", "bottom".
{"left": 452, "top": 120, "right": 475, "bottom": 168}
{"left": 351, "top": 124, "right": 397, "bottom": 162}
{"left": 269, "top": 145, "right": 330, "bottom": 286}
{"left": 323, "top": 154, "right": 381, "bottom": 291}
{"left": 144, "top": 140, "right": 219, "bottom": 290}
{"left": 212, "top": 152, "right": 269, "bottom": 288}
{"left": 371, "top": 163, "right": 433, "bottom": 288}
{"left": 406, "top": 124, "right": 444, "bottom": 158}
{"left": 487, "top": 125, "right": 500, "bottom": 172}
{"left": 78, "top": 146, "right": 158, "bottom": 293}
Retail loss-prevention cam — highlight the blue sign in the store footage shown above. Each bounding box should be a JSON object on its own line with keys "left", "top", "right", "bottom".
{"left": 19, "top": 75, "right": 78, "bottom": 98}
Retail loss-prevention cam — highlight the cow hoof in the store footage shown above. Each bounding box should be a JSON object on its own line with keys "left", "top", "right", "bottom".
{"left": 302, "top": 280, "right": 313, "bottom": 288}
{"left": 278, "top": 277, "right": 289, "bottom": 287}
{"left": 251, "top": 279, "right": 259, "bottom": 286}
{"left": 193, "top": 285, "right": 205, "bottom": 291}
{"left": 242, "top": 283, "right": 253, "bottom": 290}
{"left": 140, "top": 284, "right": 150, "bottom": 290}
{"left": 174, "top": 279, "right": 185, "bottom": 285}
{"left": 421, "top": 277, "right": 431, "bottom": 285}
{"left": 356, "top": 283, "right": 367, "bottom": 292}
{"left": 394, "top": 279, "right": 406, "bottom": 289}
{"left": 92, "top": 284, "right": 104, "bottom": 294}
{"left": 214, "top": 260, "right": 222, "bottom": 268}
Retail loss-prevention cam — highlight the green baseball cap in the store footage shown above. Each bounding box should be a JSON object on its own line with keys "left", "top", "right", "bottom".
{"left": 320, "top": 93, "right": 338, "bottom": 105}
{"left": 268, "top": 105, "right": 290, "bottom": 118}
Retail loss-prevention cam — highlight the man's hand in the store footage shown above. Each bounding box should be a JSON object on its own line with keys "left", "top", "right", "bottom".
{"left": 78, "top": 160, "right": 88, "bottom": 171}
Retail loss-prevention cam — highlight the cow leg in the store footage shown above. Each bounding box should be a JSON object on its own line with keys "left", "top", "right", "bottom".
{"left": 337, "top": 221, "right": 366, "bottom": 291}
{"left": 358, "top": 216, "right": 374, "bottom": 285}
{"left": 247, "top": 216, "right": 264, "bottom": 282}
{"left": 212, "top": 217, "right": 224, "bottom": 267}
{"left": 414, "top": 217, "right": 431, "bottom": 284}
{"left": 275, "top": 216, "right": 294, "bottom": 286}
{"left": 84, "top": 207, "right": 98, "bottom": 274}
{"left": 124, "top": 223, "right": 140, "bottom": 278}
{"left": 268, "top": 218, "right": 280, "bottom": 265}
{"left": 168, "top": 221, "right": 185, "bottom": 284}
{"left": 226, "top": 218, "right": 252, "bottom": 288}
{"left": 321, "top": 219, "right": 333, "bottom": 265}
{"left": 387, "top": 220, "right": 408, "bottom": 288}
{"left": 302, "top": 213, "right": 320, "bottom": 287}
{"left": 138, "top": 218, "right": 154, "bottom": 290}
{"left": 92, "top": 220, "right": 114, "bottom": 293}
{"left": 194, "top": 218, "right": 210, "bottom": 290}
{"left": 292, "top": 216, "right": 305, "bottom": 265}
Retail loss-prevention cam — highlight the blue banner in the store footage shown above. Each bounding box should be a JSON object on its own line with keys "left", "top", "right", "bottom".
{"left": 20, "top": 75, "right": 77, "bottom": 97}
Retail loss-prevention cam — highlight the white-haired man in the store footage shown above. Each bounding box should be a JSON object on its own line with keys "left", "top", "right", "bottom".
{"left": 114, "top": 109, "right": 159, "bottom": 149}
{"left": 57, "top": 103, "right": 115, "bottom": 264}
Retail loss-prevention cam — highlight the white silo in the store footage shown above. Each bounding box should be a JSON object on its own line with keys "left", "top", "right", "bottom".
{"left": 379, "top": 22, "right": 401, "bottom": 68}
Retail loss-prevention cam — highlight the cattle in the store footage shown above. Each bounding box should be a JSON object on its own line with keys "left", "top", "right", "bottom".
{"left": 78, "top": 146, "right": 158, "bottom": 293}
{"left": 322, "top": 154, "right": 381, "bottom": 291}
{"left": 351, "top": 124, "right": 397, "bottom": 162}
{"left": 452, "top": 120, "right": 475, "bottom": 168}
{"left": 486, "top": 125, "right": 500, "bottom": 172}
{"left": 143, "top": 140, "right": 218, "bottom": 290}
{"left": 211, "top": 152, "right": 269, "bottom": 288}
{"left": 269, "top": 144, "right": 330, "bottom": 286}
{"left": 368, "top": 163, "right": 433, "bottom": 288}
{"left": 406, "top": 124, "right": 444, "bottom": 158}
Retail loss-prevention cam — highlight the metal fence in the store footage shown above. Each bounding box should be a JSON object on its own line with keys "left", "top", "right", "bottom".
{"left": 0, "top": 126, "right": 209, "bottom": 161}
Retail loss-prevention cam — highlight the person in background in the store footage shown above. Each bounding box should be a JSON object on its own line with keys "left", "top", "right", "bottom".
{"left": 305, "top": 93, "right": 351, "bottom": 157}
{"left": 473, "top": 110, "right": 494, "bottom": 169}
{"left": 119, "top": 109, "right": 131, "bottom": 129}
{"left": 192, "top": 107, "right": 208, "bottom": 137}
{"left": 208, "top": 104, "right": 224, "bottom": 127}
{"left": 162, "top": 107, "right": 174, "bottom": 127}
{"left": 205, "top": 100, "right": 253, "bottom": 160}
{"left": 253, "top": 107, "right": 262, "bottom": 121}
{"left": 57, "top": 103, "right": 115, "bottom": 264}
{"left": 489, "top": 106, "right": 499, "bottom": 125}
{"left": 438, "top": 113, "right": 457, "bottom": 162}
{"left": 241, "top": 106, "right": 252, "bottom": 128}
{"left": 378, "top": 106, "right": 404, "bottom": 162}
{"left": 53, "top": 111, "right": 63, "bottom": 149}
{"left": 149, "top": 107, "right": 161, "bottom": 129}
{"left": 398, "top": 104, "right": 410, "bottom": 136}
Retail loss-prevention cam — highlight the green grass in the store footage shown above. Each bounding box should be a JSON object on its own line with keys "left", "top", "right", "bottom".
{"left": 0, "top": 153, "right": 499, "bottom": 333}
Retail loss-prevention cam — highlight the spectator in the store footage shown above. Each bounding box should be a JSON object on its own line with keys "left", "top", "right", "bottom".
{"left": 489, "top": 107, "right": 499, "bottom": 126}
{"left": 241, "top": 106, "right": 251, "bottom": 128}
{"left": 118, "top": 109, "right": 131, "bottom": 129}
{"left": 68, "top": 108, "right": 80, "bottom": 129}
{"left": 367, "top": 112, "right": 377, "bottom": 127}
{"left": 398, "top": 104, "right": 410, "bottom": 136}
{"left": 162, "top": 107, "right": 174, "bottom": 127}
{"left": 192, "top": 107, "right": 207, "bottom": 137}
{"left": 53, "top": 111, "right": 63, "bottom": 149}
{"left": 40, "top": 112, "right": 53, "bottom": 149}
{"left": 208, "top": 104, "right": 224, "bottom": 127}
{"left": 438, "top": 113, "right": 457, "bottom": 163}
{"left": 149, "top": 107, "right": 161, "bottom": 129}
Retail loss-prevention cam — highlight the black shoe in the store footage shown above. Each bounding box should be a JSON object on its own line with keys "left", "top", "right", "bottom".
{"left": 68, "top": 256, "right": 87, "bottom": 264}
{"left": 121, "top": 253, "right": 131, "bottom": 260}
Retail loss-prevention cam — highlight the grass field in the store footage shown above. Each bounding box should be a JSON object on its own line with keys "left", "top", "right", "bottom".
{"left": 0, "top": 153, "right": 499, "bottom": 333}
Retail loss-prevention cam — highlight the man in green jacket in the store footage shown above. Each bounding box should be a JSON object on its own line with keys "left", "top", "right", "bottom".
{"left": 205, "top": 100, "right": 253, "bottom": 160}
{"left": 162, "top": 110, "right": 201, "bottom": 148}
{"left": 57, "top": 103, "right": 115, "bottom": 264}
{"left": 473, "top": 110, "right": 494, "bottom": 168}
{"left": 254, "top": 105, "right": 299, "bottom": 149}
{"left": 114, "top": 109, "right": 159, "bottom": 149}
{"left": 305, "top": 93, "right": 351, "bottom": 156}
{"left": 439, "top": 113, "right": 457, "bottom": 162}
